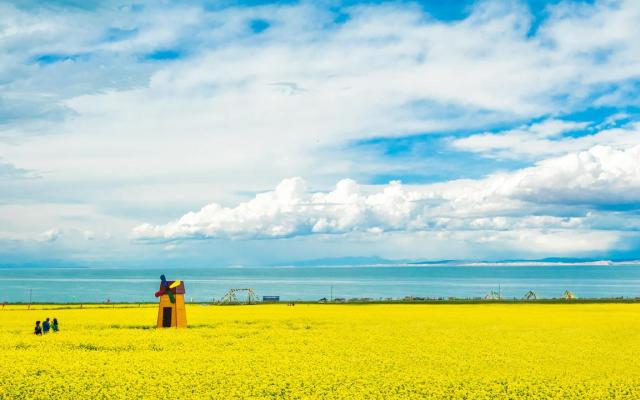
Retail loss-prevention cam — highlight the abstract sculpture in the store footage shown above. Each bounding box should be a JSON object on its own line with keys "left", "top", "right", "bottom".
{"left": 155, "top": 274, "right": 187, "bottom": 328}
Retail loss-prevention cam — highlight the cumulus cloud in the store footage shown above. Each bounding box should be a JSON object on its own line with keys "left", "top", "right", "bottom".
{"left": 503, "top": 145, "right": 640, "bottom": 206}
{"left": 133, "top": 145, "right": 640, "bottom": 242}
{"left": 133, "top": 177, "right": 421, "bottom": 240}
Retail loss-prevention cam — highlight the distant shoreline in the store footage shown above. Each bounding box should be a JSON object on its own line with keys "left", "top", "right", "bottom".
{"left": 3, "top": 298, "right": 640, "bottom": 309}
{"left": 4, "top": 261, "right": 640, "bottom": 269}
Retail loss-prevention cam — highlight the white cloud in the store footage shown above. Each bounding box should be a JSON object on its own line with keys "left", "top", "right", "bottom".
{"left": 452, "top": 121, "right": 640, "bottom": 158}
{"left": 464, "top": 229, "right": 620, "bottom": 254}
{"left": 133, "top": 144, "right": 640, "bottom": 244}
{"left": 3, "top": 1, "right": 640, "bottom": 183}
{"left": 1, "top": 1, "right": 640, "bottom": 261}
{"left": 37, "top": 228, "right": 60, "bottom": 242}
{"left": 503, "top": 144, "right": 640, "bottom": 205}
{"left": 527, "top": 119, "right": 589, "bottom": 138}
{"left": 130, "top": 176, "right": 438, "bottom": 240}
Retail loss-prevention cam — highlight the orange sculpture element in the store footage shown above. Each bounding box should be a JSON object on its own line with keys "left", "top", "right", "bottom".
{"left": 155, "top": 276, "right": 187, "bottom": 328}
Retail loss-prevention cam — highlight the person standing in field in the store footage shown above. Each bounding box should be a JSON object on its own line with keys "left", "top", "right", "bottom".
{"left": 34, "top": 321, "right": 42, "bottom": 335}
{"left": 52, "top": 318, "right": 59, "bottom": 332}
{"left": 42, "top": 318, "right": 50, "bottom": 334}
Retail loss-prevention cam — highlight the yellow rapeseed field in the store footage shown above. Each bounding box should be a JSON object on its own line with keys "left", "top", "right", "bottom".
{"left": 1, "top": 303, "right": 639, "bottom": 399}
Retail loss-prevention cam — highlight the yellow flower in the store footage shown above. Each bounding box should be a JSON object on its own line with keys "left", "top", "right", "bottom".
{"left": 1, "top": 303, "right": 639, "bottom": 399}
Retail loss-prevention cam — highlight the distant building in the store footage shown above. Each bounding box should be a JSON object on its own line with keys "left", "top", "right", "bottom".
{"left": 262, "top": 296, "right": 280, "bottom": 302}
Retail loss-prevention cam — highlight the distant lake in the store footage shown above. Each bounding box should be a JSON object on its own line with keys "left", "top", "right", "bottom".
{"left": 2, "top": 264, "right": 640, "bottom": 302}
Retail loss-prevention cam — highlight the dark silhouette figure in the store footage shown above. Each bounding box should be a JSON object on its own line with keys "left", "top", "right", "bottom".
{"left": 42, "top": 318, "right": 50, "bottom": 334}
{"left": 34, "top": 321, "right": 42, "bottom": 335}
{"left": 52, "top": 318, "right": 59, "bottom": 332}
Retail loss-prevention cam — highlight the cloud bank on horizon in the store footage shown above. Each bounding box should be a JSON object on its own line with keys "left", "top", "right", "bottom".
{"left": 134, "top": 145, "right": 640, "bottom": 241}
{"left": 1, "top": 0, "right": 640, "bottom": 265}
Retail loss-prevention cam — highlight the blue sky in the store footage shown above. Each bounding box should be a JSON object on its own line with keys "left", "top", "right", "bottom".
{"left": 1, "top": 0, "right": 640, "bottom": 266}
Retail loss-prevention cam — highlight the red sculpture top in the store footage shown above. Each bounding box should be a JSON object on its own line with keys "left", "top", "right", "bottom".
{"left": 154, "top": 280, "right": 186, "bottom": 297}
